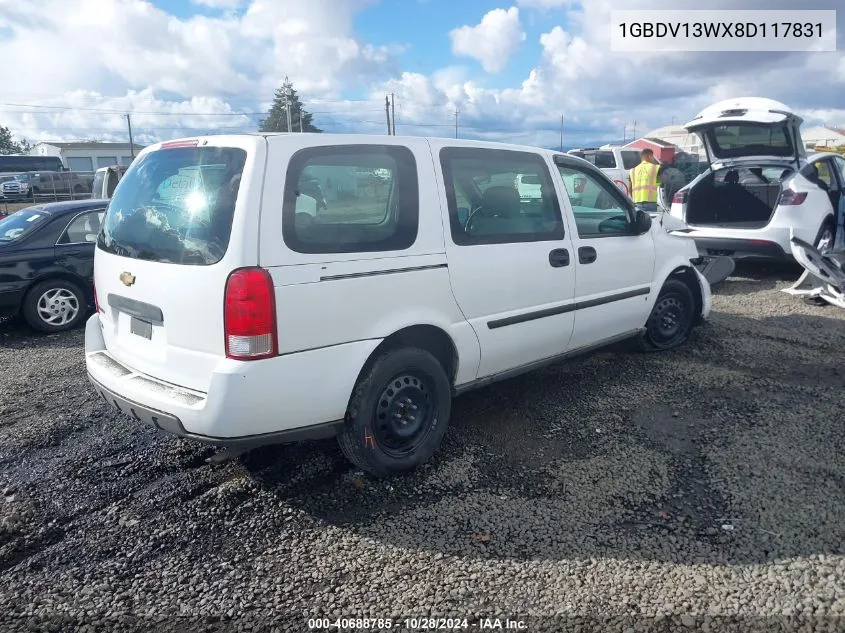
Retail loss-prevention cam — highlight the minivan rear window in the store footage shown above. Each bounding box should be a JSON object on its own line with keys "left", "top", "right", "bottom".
{"left": 98, "top": 146, "right": 246, "bottom": 265}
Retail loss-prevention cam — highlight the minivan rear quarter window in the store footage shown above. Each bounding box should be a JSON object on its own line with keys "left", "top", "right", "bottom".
{"left": 282, "top": 145, "right": 419, "bottom": 254}
{"left": 98, "top": 146, "right": 246, "bottom": 265}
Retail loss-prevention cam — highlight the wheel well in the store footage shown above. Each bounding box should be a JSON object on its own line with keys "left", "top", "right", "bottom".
{"left": 358, "top": 325, "right": 459, "bottom": 387}
{"left": 669, "top": 266, "right": 703, "bottom": 321}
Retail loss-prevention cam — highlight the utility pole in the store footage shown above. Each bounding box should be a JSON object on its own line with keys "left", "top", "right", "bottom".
{"left": 299, "top": 105, "right": 303, "bottom": 133}
{"left": 284, "top": 76, "right": 293, "bottom": 133}
{"left": 385, "top": 95, "right": 392, "bottom": 134}
{"left": 391, "top": 93, "right": 396, "bottom": 136}
{"left": 126, "top": 114, "right": 135, "bottom": 159}
{"left": 559, "top": 114, "right": 564, "bottom": 152}
{"left": 623, "top": 125, "right": 626, "bottom": 143}
{"left": 454, "top": 109, "right": 459, "bottom": 139}
{"left": 632, "top": 120, "right": 637, "bottom": 139}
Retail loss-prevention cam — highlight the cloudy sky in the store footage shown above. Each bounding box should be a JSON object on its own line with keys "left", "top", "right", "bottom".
{"left": 0, "top": 0, "right": 843, "bottom": 148}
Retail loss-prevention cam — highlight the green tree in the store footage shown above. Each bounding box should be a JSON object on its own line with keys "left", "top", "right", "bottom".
{"left": 0, "top": 125, "right": 31, "bottom": 154}
{"left": 259, "top": 77, "right": 322, "bottom": 133}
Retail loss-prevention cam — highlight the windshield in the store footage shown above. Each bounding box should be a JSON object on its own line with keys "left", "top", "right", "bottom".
{"left": 708, "top": 123, "right": 793, "bottom": 158}
{"left": 0, "top": 209, "right": 49, "bottom": 242}
{"left": 97, "top": 146, "right": 247, "bottom": 265}
{"left": 16, "top": 174, "right": 32, "bottom": 181}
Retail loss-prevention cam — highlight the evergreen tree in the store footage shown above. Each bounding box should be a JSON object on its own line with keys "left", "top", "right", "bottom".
{"left": 259, "top": 77, "right": 322, "bottom": 133}
{"left": 0, "top": 125, "right": 31, "bottom": 154}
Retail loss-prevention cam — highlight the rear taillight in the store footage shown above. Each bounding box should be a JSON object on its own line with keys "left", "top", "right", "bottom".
{"left": 672, "top": 190, "right": 688, "bottom": 204}
{"left": 778, "top": 190, "right": 807, "bottom": 206}
{"left": 224, "top": 267, "right": 277, "bottom": 360}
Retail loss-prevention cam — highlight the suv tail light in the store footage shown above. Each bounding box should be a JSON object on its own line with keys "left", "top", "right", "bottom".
{"left": 778, "top": 190, "right": 807, "bottom": 206}
{"left": 672, "top": 190, "right": 688, "bottom": 204}
{"left": 224, "top": 267, "right": 277, "bottom": 360}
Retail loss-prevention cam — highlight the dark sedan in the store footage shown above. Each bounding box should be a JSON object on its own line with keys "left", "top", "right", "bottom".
{"left": 0, "top": 200, "right": 107, "bottom": 332}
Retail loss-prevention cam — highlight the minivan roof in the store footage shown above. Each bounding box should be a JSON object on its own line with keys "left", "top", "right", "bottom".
{"left": 146, "top": 133, "right": 565, "bottom": 158}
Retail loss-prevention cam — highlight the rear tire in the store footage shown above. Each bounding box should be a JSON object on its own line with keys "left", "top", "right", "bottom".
{"left": 638, "top": 278, "right": 695, "bottom": 352}
{"left": 22, "top": 279, "right": 87, "bottom": 333}
{"left": 338, "top": 347, "right": 452, "bottom": 477}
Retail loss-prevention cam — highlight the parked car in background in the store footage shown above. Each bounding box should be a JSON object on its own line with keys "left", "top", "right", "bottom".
{"left": 515, "top": 172, "right": 543, "bottom": 200}
{"left": 0, "top": 175, "right": 15, "bottom": 202}
{"left": 1, "top": 171, "right": 92, "bottom": 201}
{"left": 90, "top": 164, "right": 128, "bottom": 200}
{"left": 86, "top": 134, "right": 711, "bottom": 477}
{"left": 669, "top": 97, "right": 843, "bottom": 260}
{"left": 0, "top": 200, "right": 107, "bottom": 332}
{"left": 567, "top": 146, "right": 642, "bottom": 193}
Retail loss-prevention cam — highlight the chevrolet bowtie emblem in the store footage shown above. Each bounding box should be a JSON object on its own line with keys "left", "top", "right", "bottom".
{"left": 119, "top": 272, "right": 136, "bottom": 287}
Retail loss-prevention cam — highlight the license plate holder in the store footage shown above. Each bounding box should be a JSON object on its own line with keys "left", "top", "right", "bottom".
{"left": 130, "top": 316, "right": 152, "bottom": 340}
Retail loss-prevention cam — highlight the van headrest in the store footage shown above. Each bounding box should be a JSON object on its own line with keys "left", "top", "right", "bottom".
{"left": 481, "top": 186, "right": 521, "bottom": 218}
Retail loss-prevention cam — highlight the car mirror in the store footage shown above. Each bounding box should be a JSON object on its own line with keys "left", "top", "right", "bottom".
{"left": 634, "top": 209, "right": 652, "bottom": 234}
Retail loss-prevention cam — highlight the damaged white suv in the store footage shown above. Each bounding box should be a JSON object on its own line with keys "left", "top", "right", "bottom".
{"left": 669, "top": 97, "right": 844, "bottom": 260}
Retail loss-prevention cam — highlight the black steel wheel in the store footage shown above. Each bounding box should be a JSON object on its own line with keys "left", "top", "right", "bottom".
{"left": 639, "top": 278, "right": 695, "bottom": 352}
{"left": 338, "top": 347, "right": 451, "bottom": 477}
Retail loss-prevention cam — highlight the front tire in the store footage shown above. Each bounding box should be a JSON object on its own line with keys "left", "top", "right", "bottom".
{"left": 638, "top": 278, "right": 696, "bottom": 352}
{"left": 22, "top": 279, "right": 87, "bottom": 333}
{"left": 338, "top": 347, "right": 452, "bottom": 477}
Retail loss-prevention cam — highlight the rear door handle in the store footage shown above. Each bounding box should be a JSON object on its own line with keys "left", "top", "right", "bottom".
{"left": 578, "top": 246, "right": 597, "bottom": 264}
{"left": 548, "top": 248, "right": 570, "bottom": 268}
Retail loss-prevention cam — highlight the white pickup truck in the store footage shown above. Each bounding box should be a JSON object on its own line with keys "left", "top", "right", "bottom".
{"left": 568, "top": 145, "right": 692, "bottom": 210}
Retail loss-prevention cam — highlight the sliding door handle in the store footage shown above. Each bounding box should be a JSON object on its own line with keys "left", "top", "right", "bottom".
{"left": 578, "top": 246, "right": 597, "bottom": 264}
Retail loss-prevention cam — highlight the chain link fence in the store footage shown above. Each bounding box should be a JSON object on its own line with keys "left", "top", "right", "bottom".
{"left": 1, "top": 171, "right": 97, "bottom": 215}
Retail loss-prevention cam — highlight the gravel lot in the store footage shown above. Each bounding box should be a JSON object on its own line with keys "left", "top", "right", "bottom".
{"left": 1, "top": 262, "right": 844, "bottom": 632}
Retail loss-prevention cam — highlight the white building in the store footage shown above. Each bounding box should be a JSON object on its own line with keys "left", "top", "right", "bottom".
{"left": 30, "top": 141, "right": 143, "bottom": 173}
{"left": 642, "top": 126, "right": 703, "bottom": 158}
{"left": 799, "top": 126, "right": 845, "bottom": 149}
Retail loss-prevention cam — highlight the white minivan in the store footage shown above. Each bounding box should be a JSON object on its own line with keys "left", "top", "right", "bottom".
{"left": 85, "top": 134, "right": 712, "bottom": 476}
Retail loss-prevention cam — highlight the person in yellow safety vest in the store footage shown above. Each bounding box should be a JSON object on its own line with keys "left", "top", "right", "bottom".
{"left": 628, "top": 148, "right": 662, "bottom": 213}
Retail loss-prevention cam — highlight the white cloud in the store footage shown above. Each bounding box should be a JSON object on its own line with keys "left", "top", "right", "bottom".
{"left": 376, "top": 0, "right": 845, "bottom": 147}
{"left": 450, "top": 7, "right": 526, "bottom": 74}
{"left": 1, "top": 0, "right": 844, "bottom": 150}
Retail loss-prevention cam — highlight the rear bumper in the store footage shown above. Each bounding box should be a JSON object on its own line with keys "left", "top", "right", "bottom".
{"left": 87, "top": 374, "right": 342, "bottom": 446}
{"left": 692, "top": 236, "right": 789, "bottom": 260}
{"left": 85, "top": 313, "right": 379, "bottom": 445}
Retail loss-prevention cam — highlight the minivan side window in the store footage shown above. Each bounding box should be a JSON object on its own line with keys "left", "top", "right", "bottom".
{"left": 440, "top": 147, "right": 565, "bottom": 245}
{"left": 281, "top": 145, "right": 419, "bottom": 254}
{"left": 558, "top": 165, "right": 634, "bottom": 238}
